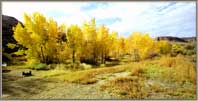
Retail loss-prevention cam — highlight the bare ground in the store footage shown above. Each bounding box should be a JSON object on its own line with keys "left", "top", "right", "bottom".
{"left": 2, "top": 68, "right": 129, "bottom": 99}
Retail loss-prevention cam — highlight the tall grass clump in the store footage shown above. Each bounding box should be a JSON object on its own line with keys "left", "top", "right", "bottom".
{"left": 174, "top": 55, "right": 196, "bottom": 84}
{"left": 159, "top": 55, "right": 176, "bottom": 67}
{"left": 159, "top": 55, "right": 196, "bottom": 84}
{"left": 101, "top": 77, "right": 148, "bottom": 99}
{"left": 129, "top": 64, "right": 144, "bottom": 76}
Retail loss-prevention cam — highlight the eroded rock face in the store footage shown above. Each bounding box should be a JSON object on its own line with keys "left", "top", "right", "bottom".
{"left": 2, "top": 15, "right": 24, "bottom": 62}
{"left": 2, "top": 15, "right": 23, "bottom": 53}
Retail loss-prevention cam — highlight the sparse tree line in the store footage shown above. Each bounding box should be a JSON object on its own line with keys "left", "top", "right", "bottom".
{"left": 9, "top": 12, "right": 195, "bottom": 67}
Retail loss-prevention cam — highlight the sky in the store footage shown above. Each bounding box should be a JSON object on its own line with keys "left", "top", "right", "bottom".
{"left": 2, "top": 1, "right": 196, "bottom": 38}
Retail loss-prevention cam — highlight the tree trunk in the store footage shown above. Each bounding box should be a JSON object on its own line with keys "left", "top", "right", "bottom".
{"left": 72, "top": 48, "right": 75, "bottom": 68}
{"left": 40, "top": 46, "right": 45, "bottom": 63}
{"left": 101, "top": 50, "right": 104, "bottom": 64}
{"left": 134, "top": 49, "right": 140, "bottom": 62}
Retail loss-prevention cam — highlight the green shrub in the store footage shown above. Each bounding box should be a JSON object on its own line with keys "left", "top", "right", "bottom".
{"left": 171, "top": 43, "right": 184, "bottom": 56}
{"left": 184, "top": 43, "right": 195, "bottom": 50}
{"left": 30, "top": 63, "right": 49, "bottom": 70}
{"left": 185, "top": 50, "right": 195, "bottom": 56}
{"left": 182, "top": 44, "right": 196, "bottom": 56}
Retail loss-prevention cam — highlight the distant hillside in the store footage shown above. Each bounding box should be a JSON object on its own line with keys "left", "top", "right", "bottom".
{"left": 181, "top": 37, "right": 196, "bottom": 43}
{"left": 156, "top": 36, "right": 196, "bottom": 43}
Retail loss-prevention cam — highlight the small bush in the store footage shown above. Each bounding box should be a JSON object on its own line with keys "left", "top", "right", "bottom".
{"left": 171, "top": 43, "right": 181, "bottom": 56}
{"left": 30, "top": 63, "right": 49, "bottom": 70}
{"left": 184, "top": 43, "right": 195, "bottom": 50}
{"left": 191, "top": 55, "right": 196, "bottom": 63}
{"left": 185, "top": 50, "right": 195, "bottom": 56}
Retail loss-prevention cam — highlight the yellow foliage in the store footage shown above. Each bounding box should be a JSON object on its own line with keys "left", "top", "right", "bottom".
{"left": 157, "top": 40, "right": 172, "bottom": 54}
{"left": 14, "top": 49, "right": 25, "bottom": 56}
{"left": 26, "top": 58, "right": 40, "bottom": 65}
{"left": 13, "top": 12, "right": 68, "bottom": 64}
{"left": 127, "top": 32, "right": 157, "bottom": 59}
{"left": 7, "top": 43, "right": 16, "bottom": 49}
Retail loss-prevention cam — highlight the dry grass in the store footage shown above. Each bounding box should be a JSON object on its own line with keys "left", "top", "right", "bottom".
{"left": 159, "top": 55, "right": 196, "bottom": 84}
{"left": 99, "top": 55, "right": 196, "bottom": 99}
{"left": 160, "top": 55, "right": 176, "bottom": 67}
{"left": 46, "top": 64, "right": 128, "bottom": 84}
{"left": 43, "top": 54, "right": 196, "bottom": 85}
{"left": 130, "top": 64, "right": 144, "bottom": 76}
{"left": 101, "top": 76, "right": 148, "bottom": 99}
{"left": 41, "top": 70, "right": 70, "bottom": 78}
{"left": 44, "top": 62, "right": 146, "bottom": 84}
{"left": 4, "top": 65, "right": 29, "bottom": 70}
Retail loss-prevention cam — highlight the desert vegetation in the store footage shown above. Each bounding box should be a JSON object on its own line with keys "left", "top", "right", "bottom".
{"left": 2, "top": 12, "right": 196, "bottom": 99}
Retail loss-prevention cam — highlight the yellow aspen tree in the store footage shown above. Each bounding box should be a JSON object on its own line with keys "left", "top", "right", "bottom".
{"left": 13, "top": 12, "right": 67, "bottom": 64}
{"left": 67, "top": 24, "right": 83, "bottom": 66}
{"left": 82, "top": 18, "right": 99, "bottom": 64}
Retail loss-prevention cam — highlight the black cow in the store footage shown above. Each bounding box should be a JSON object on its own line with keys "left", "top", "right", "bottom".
{"left": 22, "top": 71, "right": 32, "bottom": 77}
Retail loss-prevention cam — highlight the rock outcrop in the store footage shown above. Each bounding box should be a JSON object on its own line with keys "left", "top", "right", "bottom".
{"left": 2, "top": 15, "right": 24, "bottom": 62}
{"left": 2, "top": 15, "right": 23, "bottom": 53}
{"left": 156, "top": 36, "right": 196, "bottom": 43}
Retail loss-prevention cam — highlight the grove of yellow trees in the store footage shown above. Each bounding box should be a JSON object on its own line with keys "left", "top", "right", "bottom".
{"left": 12, "top": 12, "right": 171, "bottom": 66}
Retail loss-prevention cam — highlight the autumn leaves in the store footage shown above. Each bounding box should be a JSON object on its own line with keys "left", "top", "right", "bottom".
{"left": 12, "top": 12, "right": 170, "bottom": 66}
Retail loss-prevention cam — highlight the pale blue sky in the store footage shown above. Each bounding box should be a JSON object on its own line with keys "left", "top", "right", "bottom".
{"left": 2, "top": 1, "right": 196, "bottom": 38}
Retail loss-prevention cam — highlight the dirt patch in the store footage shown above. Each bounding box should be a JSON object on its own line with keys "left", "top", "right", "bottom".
{"left": 2, "top": 68, "right": 119, "bottom": 99}
{"left": 2, "top": 77, "right": 54, "bottom": 99}
{"left": 30, "top": 82, "right": 118, "bottom": 99}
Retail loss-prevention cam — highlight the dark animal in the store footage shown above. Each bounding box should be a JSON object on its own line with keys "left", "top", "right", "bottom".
{"left": 22, "top": 71, "right": 32, "bottom": 77}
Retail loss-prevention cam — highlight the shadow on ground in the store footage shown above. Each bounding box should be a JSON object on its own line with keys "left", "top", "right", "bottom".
{"left": 2, "top": 71, "right": 54, "bottom": 100}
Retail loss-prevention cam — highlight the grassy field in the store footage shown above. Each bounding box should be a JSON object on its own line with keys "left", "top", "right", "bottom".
{"left": 2, "top": 54, "right": 196, "bottom": 99}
